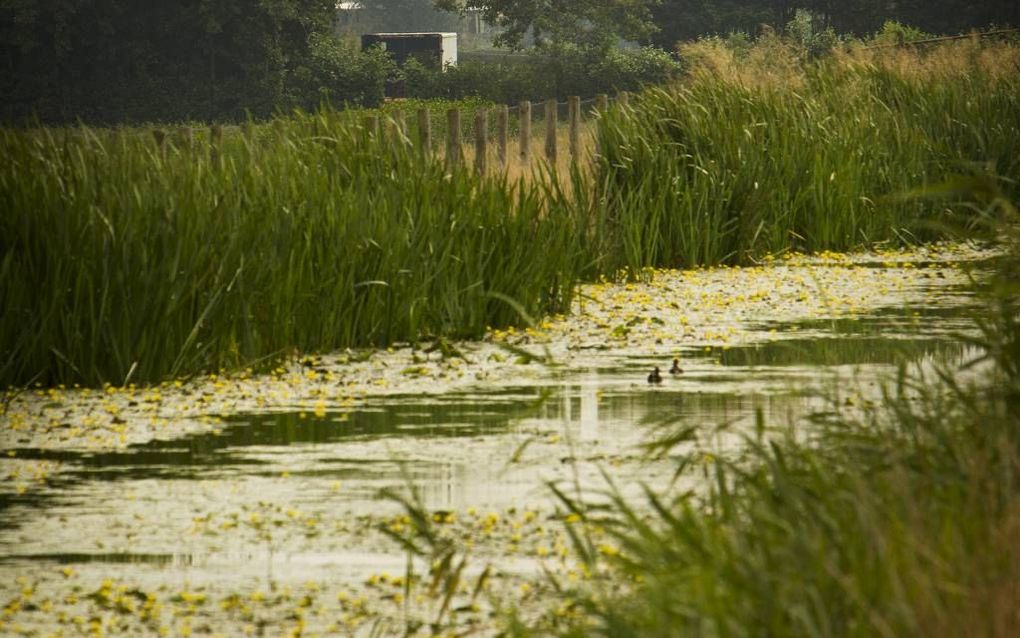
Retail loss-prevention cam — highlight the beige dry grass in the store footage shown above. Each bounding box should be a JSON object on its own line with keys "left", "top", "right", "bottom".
{"left": 678, "top": 34, "right": 1020, "bottom": 90}
{"left": 436, "top": 124, "right": 598, "bottom": 189}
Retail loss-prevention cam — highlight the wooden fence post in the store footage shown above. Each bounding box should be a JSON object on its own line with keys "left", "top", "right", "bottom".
{"left": 617, "top": 91, "right": 629, "bottom": 109}
{"left": 417, "top": 108, "right": 431, "bottom": 155}
{"left": 544, "top": 98, "right": 557, "bottom": 162}
{"left": 568, "top": 96, "right": 581, "bottom": 160}
{"left": 474, "top": 109, "right": 488, "bottom": 175}
{"left": 446, "top": 108, "right": 462, "bottom": 167}
{"left": 176, "top": 126, "right": 193, "bottom": 151}
{"left": 519, "top": 101, "right": 531, "bottom": 165}
{"left": 496, "top": 105, "right": 508, "bottom": 167}
{"left": 209, "top": 124, "right": 223, "bottom": 167}
{"left": 595, "top": 93, "right": 608, "bottom": 114}
{"left": 152, "top": 129, "right": 166, "bottom": 158}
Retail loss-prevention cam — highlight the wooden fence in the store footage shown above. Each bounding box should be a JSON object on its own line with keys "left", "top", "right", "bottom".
{"left": 150, "top": 93, "right": 631, "bottom": 174}
{"left": 353, "top": 93, "right": 628, "bottom": 173}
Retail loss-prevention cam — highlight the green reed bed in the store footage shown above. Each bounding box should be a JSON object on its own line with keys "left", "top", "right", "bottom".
{"left": 3, "top": 44, "right": 1019, "bottom": 388}
{"left": 591, "top": 50, "right": 1020, "bottom": 272}
{"left": 0, "top": 114, "right": 586, "bottom": 386}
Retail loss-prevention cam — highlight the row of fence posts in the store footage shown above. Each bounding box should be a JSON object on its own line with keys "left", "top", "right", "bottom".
{"left": 361, "top": 93, "right": 627, "bottom": 174}
{"left": 153, "top": 92, "right": 631, "bottom": 173}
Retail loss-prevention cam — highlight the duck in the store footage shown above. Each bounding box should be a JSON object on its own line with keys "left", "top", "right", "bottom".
{"left": 670, "top": 358, "right": 683, "bottom": 375}
{"left": 647, "top": 366, "right": 663, "bottom": 384}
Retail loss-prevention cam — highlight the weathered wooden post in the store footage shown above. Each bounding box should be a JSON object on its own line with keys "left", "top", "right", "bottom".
{"left": 209, "top": 124, "right": 223, "bottom": 167}
{"left": 496, "top": 105, "right": 509, "bottom": 167}
{"left": 544, "top": 98, "right": 557, "bottom": 162}
{"left": 417, "top": 108, "right": 431, "bottom": 155}
{"left": 446, "top": 108, "right": 462, "bottom": 167}
{"left": 474, "top": 108, "right": 487, "bottom": 175}
{"left": 617, "top": 91, "right": 630, "bottom": 109}
{"left": 568, "top": 95, "right": 581, "bottom": 161}
{"left": 595, "top": 93, "right": 609, "bottom": 114}
{"left": 176, "top": 126, "right": 193, "bottom": 152}
{"left": 152, "top": 128, "right": 167, "bottom": 158}
{"left": 518, "top": 101, "right": 531, "bottom": 165}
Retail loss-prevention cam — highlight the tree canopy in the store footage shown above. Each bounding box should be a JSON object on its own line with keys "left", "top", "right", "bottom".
{"left": 436, "top": 0, "right": 660, "bottom": 51}
{"left": 0, "top": 0, "right": 339, "bottom": 123}
{"left": 1, "top": 0, "right": 1015, "bottom": 123}
{"left": 355, "top": 0, "right": 460, "bottom": 33}
{"left": 649, "top": 0, "right": 1018, "bottom": 47}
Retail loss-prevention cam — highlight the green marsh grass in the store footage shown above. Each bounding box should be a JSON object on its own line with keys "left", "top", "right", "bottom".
{"left": 0, "top": 113, "right": 587, "bottom": 386}
{"left": 3, "top": 40, "right": 1018, "bottom": 387}
{"left": 591, "top": 40, "right": 1020, "bottom": 273}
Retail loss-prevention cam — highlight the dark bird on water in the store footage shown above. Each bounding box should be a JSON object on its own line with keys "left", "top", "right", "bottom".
{"left": 670, "top": 358, "right": 683, "bottom": 375}
{"left": 648, "top": 366, "right": 663, "bottom": 384}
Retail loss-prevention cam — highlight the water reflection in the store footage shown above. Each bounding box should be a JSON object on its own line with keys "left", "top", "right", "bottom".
{"left": 717, "top": 337, "right": 963, "bottom": 367}
{"left": 0, "top": 300, "right": 980, "bottom": 586}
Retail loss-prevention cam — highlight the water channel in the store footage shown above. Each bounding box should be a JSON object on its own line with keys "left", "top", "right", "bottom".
{"left": 0, "top": 249, "right": 988, "bottom": 635}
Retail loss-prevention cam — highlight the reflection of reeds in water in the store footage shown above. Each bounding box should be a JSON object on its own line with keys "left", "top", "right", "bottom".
{"left": 716, "top": 336, "right": 965, "bottom": 367}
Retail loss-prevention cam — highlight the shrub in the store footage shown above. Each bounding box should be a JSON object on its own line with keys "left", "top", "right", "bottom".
{"left": 785, "top": 8, "right": 840, "bottom": 57}
{"left": 874, "top": 20, "right": 936, "bottom": 44}
{"left": 289, "top": 35, "right": 395, "bottom": 110}
{"left": 402, "top": 46, "right": 681, "bottom": 103}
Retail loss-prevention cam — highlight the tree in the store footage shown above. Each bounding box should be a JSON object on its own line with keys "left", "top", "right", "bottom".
{"left": 650, "top": 0, "right": 774, "bottom": 47}
{"left": 436, "top": 0, "right": 660, "bottom": 52}
{"left": 0, "top": 0, "right": 340, "bottom": 123}
{"left": 356, "top": 0, "right": 460, "bottom": 33}
{"left": 647, "top": 0, "right": 1017, "bottom": 50}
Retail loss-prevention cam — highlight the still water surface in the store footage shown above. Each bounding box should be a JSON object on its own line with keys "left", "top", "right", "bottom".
{"left": 0, "top": 285, "right": 982, "bottom": 635}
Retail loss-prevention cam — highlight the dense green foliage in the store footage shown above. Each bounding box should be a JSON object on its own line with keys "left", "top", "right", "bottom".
{"left": 353, "top": 0, "right": 460, "bottom": 34}
{"left": 651, "top": 0, "right": 1018, "bottom": 46}
{"left": 0, "top": 117, "right": 586, "bottom": 386}
{"left": 540, "top": 184, "right": 1020, "bottom": 636}
{"left": 0, "top": 0, "right": 390, "bottom": 124}
{"left": 591, "top": 43, "right": 1020, "bottom": 270}
{"left": 291, "top": 35, "right": 395, "bottom": 111}
{"left": 436, "top": 0, "right": 658, "bottom": 51}
{"left": 3, "top": 0, "right": 1014, "bottom": 125}
{"left": 403, "top": 47, "right": 681, "bottom": 102}
{"left": 2, "top": 42, "right": 1017, "bottom": 387}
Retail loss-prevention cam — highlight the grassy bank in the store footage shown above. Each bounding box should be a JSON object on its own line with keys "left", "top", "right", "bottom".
{"left": 0, "top": 116, "right": 586, "bottom": 387}
{"left": 593, "top": 38, "right": 1020, "bottom": 271}
{"left": 2, "top": 40, "right": 1018, "bottom": 387}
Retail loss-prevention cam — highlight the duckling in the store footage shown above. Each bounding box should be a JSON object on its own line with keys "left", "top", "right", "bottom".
{"left": 647, "top": 366, "right": 663, "bottom": 384}
{"left": 670, "top": 358, "right": 683, "bottom": 375}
